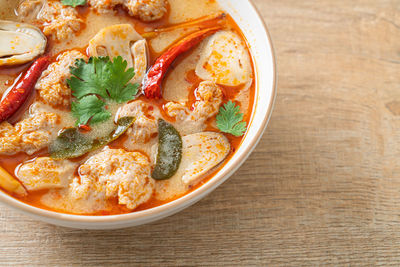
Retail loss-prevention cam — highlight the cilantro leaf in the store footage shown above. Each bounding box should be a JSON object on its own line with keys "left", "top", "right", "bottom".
{"left": 68, "top": 56, "right": 139, "bottom": 102}
{"left": 67, "top": 56, "right": 139, "bottom": 125}
{"left": 68, "top": 57, "right": 109, "bottom": 99}
{"left": 216, "top": 101, "right": 247, "bottom": 137}
{"left": 71, "top": 95, "right": 111, "bottom": 126}
{"left": 61, "top": 0, "right": 86, "bottom": 7}
{"left": 118, "top": 83, "right": 140, "bottom": 103}
{"left": 104, "top": 56, "right": 139, "bottom": 103}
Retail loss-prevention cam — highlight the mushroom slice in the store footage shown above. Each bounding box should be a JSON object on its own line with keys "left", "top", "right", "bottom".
{"left": 88, "top": 24, "right": 142, "bottom": 65}
{"left": 0, "top": 20, "right": 46, "bottom": 66}
{"left": 195, "top": 30, "right": 252, "bottom": 86}
{"left": 180, "top": 132, "right": 230, "bottom": 185}
{"left": 155, "top": 132, "right": 230, "bottom": 200}
{"left": 88, "top": 24, "right": 148, "bottom": 83}
{"left": 131, "top": 39, "right": 148, "bottom": 84}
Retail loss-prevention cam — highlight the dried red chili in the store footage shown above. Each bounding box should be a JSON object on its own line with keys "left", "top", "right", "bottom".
{"left": 143, "top": 27, "right": 220, "bottom": 99}
{"left": 0, "top": 56, "right": 50, "bottom": 122}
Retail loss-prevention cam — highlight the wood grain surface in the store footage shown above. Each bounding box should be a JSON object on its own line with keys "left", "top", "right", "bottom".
{"left": 1, "top": 0, "right": 400, "bottom": 266}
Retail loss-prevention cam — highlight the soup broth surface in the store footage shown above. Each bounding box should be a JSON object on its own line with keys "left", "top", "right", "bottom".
{"left": 0, "top": 0, "right": 255, "bottom": 215}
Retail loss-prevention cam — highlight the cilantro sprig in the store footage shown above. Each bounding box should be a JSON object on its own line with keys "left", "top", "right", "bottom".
{"left": 216, "top": 101, "right": 247, "bottom": 137}
{"left": 61, "top": 0, "right": 86, "bottom": 7}
{"left": 67, "top": 56, "right": 139, "bottom": 126}
{"left": 71, "top": 95, "right": 110, "bottom": 126}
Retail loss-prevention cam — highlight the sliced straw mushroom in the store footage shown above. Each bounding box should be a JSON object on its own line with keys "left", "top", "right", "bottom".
{"left": 155, "top": 132, "right": 230, "bottom": 200}
{"left": 88, "top": 24, "right": 142, "bottom": 66}
{"left": 130, "top": 39, "right": 148, "bottom": 84}
{"left": 0, "top": 20, "right": 46, "bottom": 66}
{"left": 180, "top": 132, "right": 230, "bottom": 185}
{"left": 195, "top": 30, "right": 252, "bottom": 86}
{"left": 88, "top": 24, "right": 148, "bottom": 83}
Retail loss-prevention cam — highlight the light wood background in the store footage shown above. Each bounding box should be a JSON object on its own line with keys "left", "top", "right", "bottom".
{"left": 1, "top": 0, "right": 400, "bottom": 266}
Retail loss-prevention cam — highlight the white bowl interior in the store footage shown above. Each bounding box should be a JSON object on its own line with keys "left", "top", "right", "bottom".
{"left": 0, "top": 0, "right": 276, "bottom": 229}
{"left": 218, "top": 0, "right": 275, "bottom": 162}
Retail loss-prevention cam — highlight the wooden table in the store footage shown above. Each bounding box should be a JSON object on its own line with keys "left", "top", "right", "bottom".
{"left": 1, "top": 0, "right": 400, "bottom": 265}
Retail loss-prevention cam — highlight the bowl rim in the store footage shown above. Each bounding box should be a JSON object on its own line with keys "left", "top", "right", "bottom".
{"left": 0, "top": 0, "right": 277, "bottom": 225}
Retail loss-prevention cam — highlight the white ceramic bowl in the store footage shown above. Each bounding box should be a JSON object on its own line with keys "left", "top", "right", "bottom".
{"left": 0, "top": 0, "right": 276, "bottom": 229}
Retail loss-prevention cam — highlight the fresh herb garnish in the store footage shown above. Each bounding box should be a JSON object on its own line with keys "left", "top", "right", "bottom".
{"left": 71, "top": 95, "right": 110, "bottom": 126}
{"left": 67, "top": 56, "right": 139, "bottom": 126}
{"left": 61, "top": 0, "right": 86, "bottom": 8}
{"left": 216, "top": 101, "right": 247, "bottom": 137}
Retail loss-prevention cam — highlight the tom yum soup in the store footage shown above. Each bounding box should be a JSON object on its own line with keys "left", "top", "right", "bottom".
{"left": 0, "top": 0, "right": 255, "bottom": 215}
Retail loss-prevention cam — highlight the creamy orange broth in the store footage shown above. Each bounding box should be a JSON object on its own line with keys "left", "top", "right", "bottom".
{"left": 0, "top": 0, "right": 255, "bottom": 215}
